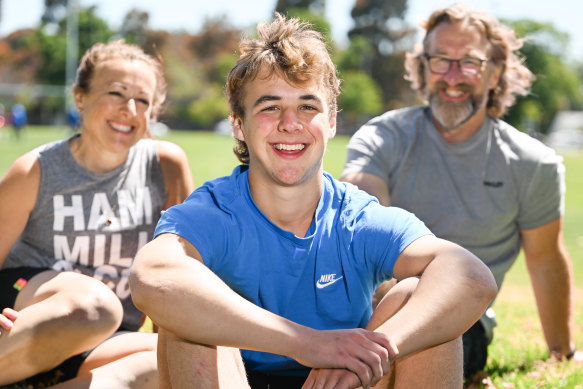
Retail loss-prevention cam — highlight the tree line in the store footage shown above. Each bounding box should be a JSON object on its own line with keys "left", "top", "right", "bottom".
{"left": 0, "top": 0, "right": 581, "bottom": 134}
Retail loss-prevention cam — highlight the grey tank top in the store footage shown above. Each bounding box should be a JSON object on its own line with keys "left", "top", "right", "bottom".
{"left": 4, "top": 134, "right": 166, "bottom": 330}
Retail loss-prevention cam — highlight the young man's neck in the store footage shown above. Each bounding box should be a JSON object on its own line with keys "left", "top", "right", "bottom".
{"left": 247, "top": 170, "right": 323, "bottom": 238}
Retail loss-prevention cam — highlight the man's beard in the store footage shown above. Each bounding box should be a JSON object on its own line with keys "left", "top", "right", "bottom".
{"left": 428, "top": 81, "right": 488, "bottom": 131}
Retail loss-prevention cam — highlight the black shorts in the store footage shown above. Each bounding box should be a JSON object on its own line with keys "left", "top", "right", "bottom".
{"left": 462, "top": 320, "right": 491, "bottom": 381}
{"left": 246, "top": 369, "right": 308, "bottom": 389}
{"left": 0, "top": 266, "right": 50, "bottom": 310}
{"left": 0, "top": 267, "right": 128, "bottom": 386}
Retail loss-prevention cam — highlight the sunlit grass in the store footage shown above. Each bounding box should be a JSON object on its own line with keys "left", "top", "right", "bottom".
{"left": 1, "top": 126, "right": 582, "bottom": 388}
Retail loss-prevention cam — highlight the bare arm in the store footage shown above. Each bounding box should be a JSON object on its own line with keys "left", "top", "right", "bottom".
{"left": 340, "top": 172, "right": 391, "bottom": 206}
{"left": 129, "top": 233, "right": 397, "bottom": 387}
{"left": 380, "top": 235, "right": 497, "bottom": 358}
{"left": 0, "top": 152, "right": 40, "bottom": 268}
{"left": 304, "top": 235, "right": 497, "bottom": 387}
{"left": 521, "top": 218, "right": 580, "bottom": 360}
{"left": 157, "top": 140, "right": 195, "bottom": 209}
{"left": 0, "top": 152, "right": 40, "bottom": 331}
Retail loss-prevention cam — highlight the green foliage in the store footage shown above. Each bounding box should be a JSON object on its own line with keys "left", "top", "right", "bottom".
{"left": 0, "top": 127, "right": 582, "bottom": 389}
{"left": 32, "top": 29, "right": 68, "bottom": 84}
{"left": 338, "top": 71, "right": 383, "bottom": 130}
{"left": 209, "top": 53, "right": 238, "bottom": 86}
{"left": 347, "top": 0, "right": 417, "bottom": 111}
{"left": 281, "top": 7, "right": 333, "bottom": 46}
{"left": 504, "top": 20, "right": 583, "bottom": 134}
{"left": 75, "top": 7, "right": 113, "bottom": 52}
{"left": 336, "top": 35, "right": 375, "bottom": 72}
{"left": 275, "top": 0, "right": 326, "bottom": 16}
{"left": 186, "top": 84, "right": 230, "bottom": 128}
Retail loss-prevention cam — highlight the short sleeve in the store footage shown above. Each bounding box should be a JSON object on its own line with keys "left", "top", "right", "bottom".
{"left": 342, "top": 122, "right": 400, "bottom": 186}
{"left": 154, "top": 193, "right": 229, "bottom": 265}
{"left": 350, "top": 202, "right": 433, "bottom": 281}
{"left": 517, "top": 152, "right": 565, "bottom": 230}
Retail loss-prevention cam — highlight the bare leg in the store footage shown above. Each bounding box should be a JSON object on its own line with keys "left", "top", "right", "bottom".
{"left": 390, "top": 338, "right": 463, "bottom": 389}
{"left": 158, "top": 327, "right": 249, "bottom": 389}
{"left": 367, "top": 278, "right": 463, "bottom": 389}
{"left": 48, "top": 350, "right": 158, "bottom": 389}
{"left": 0, "top": 271, "right": 123, "bottom": 385}
{"left": 47, "top": 327, "right": 158, "bottom": 388}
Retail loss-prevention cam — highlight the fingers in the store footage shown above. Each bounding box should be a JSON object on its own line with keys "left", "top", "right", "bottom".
{"left": 336, "top": 330, "right": 391, "bottom": 388}
{"left": 2, "top": 307, "right": 19, "bottom": 322}
{"left": 0, "top": 308, "right": 19, "bottom": 333}
{"left": 303, "top": 368, "right": 361, "bottom": 389}
{"left": 297, "top": 328, "right": 393, "bottom": 388}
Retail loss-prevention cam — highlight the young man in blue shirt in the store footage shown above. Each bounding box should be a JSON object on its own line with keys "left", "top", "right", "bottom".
{"left": 130, "top": 13, "right": 497, "bottom": 389}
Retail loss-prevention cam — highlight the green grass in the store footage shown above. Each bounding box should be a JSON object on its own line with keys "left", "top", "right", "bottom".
{"left": 1, "top": 125, "right": 582, "bottom": 388}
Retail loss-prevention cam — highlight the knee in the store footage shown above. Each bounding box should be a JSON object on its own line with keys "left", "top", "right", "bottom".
{"left": 57, "top": 274, "right": 123, "bottom": 333}
{"left": 368, "top": 278, "right": 420, "bottom": 331}
{"left": 376, "top": 277, "right": 419, "bottom": 312}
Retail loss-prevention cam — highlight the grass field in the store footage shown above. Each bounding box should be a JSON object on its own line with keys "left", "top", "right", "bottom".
{"left": 1, "top": 125, "right": 582, "bottom": 388}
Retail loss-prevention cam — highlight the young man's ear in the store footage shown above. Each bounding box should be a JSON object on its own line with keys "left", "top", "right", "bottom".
{"left": 231, "top": 114, "right": 245, "bottom": 141}
{"left": 328, "top": 112, "right": 337, "bottom": 140}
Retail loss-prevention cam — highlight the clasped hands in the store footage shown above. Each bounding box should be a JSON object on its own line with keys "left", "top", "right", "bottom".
{"left": 294, "top": 328, "right": 397, "bottom": 389}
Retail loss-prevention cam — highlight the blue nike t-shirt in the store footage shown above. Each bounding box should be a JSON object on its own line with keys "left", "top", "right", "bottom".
{"left": 155, "top": 165, "right": 431, "bottom": 376}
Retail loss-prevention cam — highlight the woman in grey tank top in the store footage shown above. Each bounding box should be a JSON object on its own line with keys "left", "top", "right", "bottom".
{"left": 0, "top": 40, "right": 194, "bottom": 387}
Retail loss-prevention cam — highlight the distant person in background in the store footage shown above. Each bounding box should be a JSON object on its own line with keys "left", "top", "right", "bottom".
{"left": 341, "top": 3, "right": 581, "bottom": 384}
{"left": 0, "top": 40, "right": 194, "bottom": 388}
{"left": 0, "top": 103, "right": 6, "bottom": 130}
{"left": 10, "top": 103, "right": 27, "bottom": 139}
{"left": 67, "top": 105, "right": 81, "bottom": 133}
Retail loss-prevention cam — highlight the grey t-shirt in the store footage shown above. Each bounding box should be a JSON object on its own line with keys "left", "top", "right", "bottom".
{"left": 4, "top": 134, "right": 166, "bottom": 330}
{"left": 343, "top": 106, "right": 565, "bottom": 291}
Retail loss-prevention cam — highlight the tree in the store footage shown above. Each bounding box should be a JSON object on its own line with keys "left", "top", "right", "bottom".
{"left": 347, "top": 0, "right": 417, "bottom": 111}
{"left": 338, "top": 71, "right": 383, "bottom": 133}
{"left": 118, "top": 8, "right": 149, "bottom": 46}
{"left": 503, "top": 20, "right": 583, "bottom": 134}
{"left": 275, "top": 0, "right": 326, "bottom": 15}
{"left": 33, "top": 6, "right": 112, "bottom": 85}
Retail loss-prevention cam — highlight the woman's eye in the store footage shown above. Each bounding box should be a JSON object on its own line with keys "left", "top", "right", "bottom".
{"left": 137, "top": 98, "right": 150, "bottom": 106}
{"left": 108, "top": 91, "right": 123, "bottom": 97}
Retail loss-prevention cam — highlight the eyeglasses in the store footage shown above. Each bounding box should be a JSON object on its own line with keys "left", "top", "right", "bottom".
{"left": 424, "top": 55, "right": 488, "bottom": 76}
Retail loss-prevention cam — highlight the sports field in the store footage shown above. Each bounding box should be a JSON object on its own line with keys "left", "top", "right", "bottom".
{"left": 1, "top": 125, "right": 582, "bottom": 388}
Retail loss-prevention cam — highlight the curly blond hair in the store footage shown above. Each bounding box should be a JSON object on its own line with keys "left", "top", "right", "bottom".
{"left": 226, "top": 13, "right": 340, "bottom": 164}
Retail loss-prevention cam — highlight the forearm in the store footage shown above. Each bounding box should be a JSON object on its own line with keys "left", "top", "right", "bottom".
{"left": 130, "top": 245, "right": 307, "bottom": 358}
{"left": 379, "top": 247, "right": 497, "bottom": 358}
{"left": 130, "top": 236, "right": 396, "bottom": 384}
{"left": 526, "top": 249, "right": 575, "bottom": 355}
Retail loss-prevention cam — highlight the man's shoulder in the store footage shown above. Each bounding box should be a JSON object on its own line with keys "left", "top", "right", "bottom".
{"left": 324, "top": 172, "right": 385, "bottom": 217}
{"left": 365, "top": 105, "right": 428, "bottom": 129}
{"left": 495, "top": 120, "right": 560, "bottom": 164}
{"left": 177, "top": 167, "right": 245, "bottom": 215}
{"left": 349, "top": 106, "right": 430, "bottom": 150}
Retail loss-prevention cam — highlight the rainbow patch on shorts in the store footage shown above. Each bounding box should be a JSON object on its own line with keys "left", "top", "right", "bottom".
{"left": 13, "top": 277, "right": 27, "bottom": 291}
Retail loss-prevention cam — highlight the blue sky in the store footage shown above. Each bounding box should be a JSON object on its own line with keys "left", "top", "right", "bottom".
{"left": 1, "top": 0, "right": 582, "bottom": 61}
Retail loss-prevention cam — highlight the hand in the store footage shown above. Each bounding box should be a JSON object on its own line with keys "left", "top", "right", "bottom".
{"left": 0, "top": 308, "right": 19, "bottom": 336}
{"left": 302, "top": 368, "right": 361, "bottom": 389}
{"left": 293, "top": 328, "right": 397, "bottom": 388}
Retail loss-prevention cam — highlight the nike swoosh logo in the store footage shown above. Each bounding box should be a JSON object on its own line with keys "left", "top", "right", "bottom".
{"left": 316, "top": 276, "right": 344, "bottom": 289}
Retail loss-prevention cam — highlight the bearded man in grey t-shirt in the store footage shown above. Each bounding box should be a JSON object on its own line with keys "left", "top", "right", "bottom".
{"left": 342, "top": 3, "right": 581, "bottom": 383}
